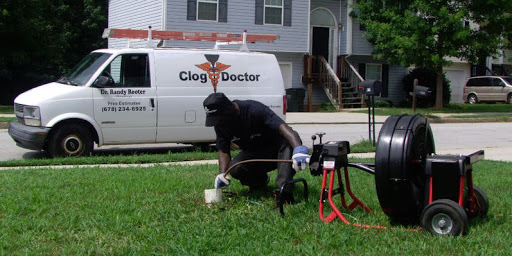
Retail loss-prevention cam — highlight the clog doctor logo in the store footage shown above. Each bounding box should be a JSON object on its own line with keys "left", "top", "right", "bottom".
{"left": 195, "top": 54, "right": 231, "bottom": 93}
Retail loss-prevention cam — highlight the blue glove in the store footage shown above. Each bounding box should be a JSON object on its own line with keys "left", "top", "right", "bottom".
{"left": 214, "top": 173, "right": 231, "bottom": 189}
{"left": 292, "top": 145, "right": 309, "bottom": 171}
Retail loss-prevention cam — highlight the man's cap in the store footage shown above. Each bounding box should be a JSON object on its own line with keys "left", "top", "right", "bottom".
{"left": 203, "top": 93, "right": 234, "bottom": 127}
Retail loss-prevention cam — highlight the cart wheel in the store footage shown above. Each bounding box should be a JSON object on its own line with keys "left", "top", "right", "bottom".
{"left": 420, "top": 199, "right": 468, "bottom": 236}
{"left": 465, "top": 186, "right": 489, "bottom": 218}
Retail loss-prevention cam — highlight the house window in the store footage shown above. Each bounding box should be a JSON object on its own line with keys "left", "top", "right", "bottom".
{"left": 359, "top": 23, "right": 367, "bottom": 31}
{"left": 265, "top": 0, "right": 283, "bottom": 25}
{"left": 188, "top": 0, "right": 227, "bottom": 22}
{"left": 255, "top": 0, "right": 291, "bottom": 26}
{"left": 366, "top": 63, "right": 382, "bottom": 81}
{"left": 198, "top": 0, "right": 218, "bottom": 21}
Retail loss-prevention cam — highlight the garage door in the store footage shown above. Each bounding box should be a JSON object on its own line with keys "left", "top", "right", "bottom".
{"left": 445, "top": 70, "right": 466, "bottom": 104}
{"left": 279, "top": 63, "right": 292, "bottom": 89}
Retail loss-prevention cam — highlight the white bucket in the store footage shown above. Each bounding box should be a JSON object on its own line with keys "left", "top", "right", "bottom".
{"left": 204, "top": 189, "right": 223, "bottom": 204}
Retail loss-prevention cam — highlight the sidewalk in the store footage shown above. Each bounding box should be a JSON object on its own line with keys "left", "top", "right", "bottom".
{"left": 2, "top": 112, "right": 512, "bottom": 128}
{"left": 286, "top": 112, "right": 388, "bottom": 124}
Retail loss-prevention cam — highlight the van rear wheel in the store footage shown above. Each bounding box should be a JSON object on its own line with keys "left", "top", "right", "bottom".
{"left": 467, "top": 94, "right": 478, "bottom": 104}
{"left": 48, "top": 124, "right": 93, "bottom": 158}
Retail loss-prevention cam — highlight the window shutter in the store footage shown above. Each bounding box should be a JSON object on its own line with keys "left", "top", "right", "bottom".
{"left": 358, "top": 63, "right": 366, "bottom": 79}
{"left": 381, "top": 64, "right": 389, "bottom": 97}
{"left": 187, "top": 0, "right": 197, "bottom": 20}
{"left": 255, "top": 0, "right": 264, "bottom": 25}
{"left": 219, "top": 0, "right": 228, "bottom": 22}
{"left": 283, "top": 0, "right": 292, "bottom": 26}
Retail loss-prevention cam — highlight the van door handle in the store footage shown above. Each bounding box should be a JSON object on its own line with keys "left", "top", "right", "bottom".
{"left": 150, "top": 98, "right": 155, "bottom": 108}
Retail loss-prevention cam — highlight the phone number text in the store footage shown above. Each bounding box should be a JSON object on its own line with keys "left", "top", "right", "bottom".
{"left": 101, "top": 106, "right": 147, "bottom": 112}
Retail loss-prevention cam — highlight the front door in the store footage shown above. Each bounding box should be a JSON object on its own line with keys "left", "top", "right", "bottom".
{"left": 93, "top": 53, "right": 157, "bottom": 144}
{"left": 312, "top": 27, "right": 330, "bottom": 62}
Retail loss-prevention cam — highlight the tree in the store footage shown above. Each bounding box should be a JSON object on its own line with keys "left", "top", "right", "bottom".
{"left": 0, "top": 0, "right": 107, "bottom": 104}
{"left": 354, "top": 0, "right": 512, "bottom": 108}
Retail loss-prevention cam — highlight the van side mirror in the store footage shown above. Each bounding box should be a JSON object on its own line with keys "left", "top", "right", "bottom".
{"left": 93, "top": 75, "right": 114, "bottom": 88}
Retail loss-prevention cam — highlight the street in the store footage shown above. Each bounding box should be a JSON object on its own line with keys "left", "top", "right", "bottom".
{"left": 292, "top": 122, "right": 512, "bottom": 162}
{"left": 1, "top": 122, "right": 511, "bottom": 162}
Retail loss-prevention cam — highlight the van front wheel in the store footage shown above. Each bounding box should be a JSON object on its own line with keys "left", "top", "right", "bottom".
{"left": 507, "top": 94, "right": 512, "bottom": 104}
{"left": 48, "top": 124, "right": 93, "bottom": 158}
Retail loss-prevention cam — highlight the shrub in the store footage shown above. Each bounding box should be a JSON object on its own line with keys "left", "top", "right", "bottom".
{"left": 374, "top": 100, "right": 393, "bottom": 108}
{"left": 402, "top": 68, "right": 451, "bottom": 107}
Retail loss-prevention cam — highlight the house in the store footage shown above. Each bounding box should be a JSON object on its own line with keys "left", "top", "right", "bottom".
{"left": 108, "top": 0, "right": 409, "bottom": 110}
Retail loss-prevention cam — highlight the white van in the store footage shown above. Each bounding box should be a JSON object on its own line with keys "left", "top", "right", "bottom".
{"left": 8, "top": 47, "right": 286, "bottom": 157}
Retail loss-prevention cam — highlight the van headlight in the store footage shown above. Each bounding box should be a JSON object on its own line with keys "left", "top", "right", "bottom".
{"left": 23, "top": 106, "right": 41, "bottom": 127}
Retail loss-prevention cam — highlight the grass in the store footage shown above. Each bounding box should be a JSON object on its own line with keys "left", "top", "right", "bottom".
{"left": 0, "top": 117, "right": 16, "bottom": 122}
{"left": 433, "top": 103, "right": 512, "bottom": 113}
{"left": 0, "top": 160, "right": 510, "bottom": 254}
{"left": 0, "top": 140, "right": 377, "bottom": 168}
{"left": 351, "top": 103, "right": 512, "bottom": 117}
{"left": 0, "top": 105, "right": 13, "bottom": 114}
{"left": 0, "top": 149, "right": 219, "bottom": 167}
{"left": 447, "top": 114, "right": 512, "bottom": 120}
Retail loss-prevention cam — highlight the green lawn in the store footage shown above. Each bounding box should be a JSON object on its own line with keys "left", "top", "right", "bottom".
{"left": 0, "top": 117, "right": 16, "bottom": 122}
{"left": 435, "top": 103, "right": 512, "bottom": 113}
{"left": 0, "top": 160, "right": 510, "bottom": 254}
{"left": 352, "top": 103, "right": 512, "bottom": 117}
{"left": 0, "top": 150, "right": 219, "bottom": 168}
{"left": 0, "top": 105, "right": 13, "bottom": 114}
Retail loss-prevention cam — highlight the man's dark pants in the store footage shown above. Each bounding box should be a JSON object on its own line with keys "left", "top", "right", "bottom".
{"left": 228, "top": 135, "right": 300, "bottom": 190}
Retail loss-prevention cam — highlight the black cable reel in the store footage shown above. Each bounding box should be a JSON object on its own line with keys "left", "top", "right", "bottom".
{"left": 375, "top": 114, "right": 435, "bottom": 222}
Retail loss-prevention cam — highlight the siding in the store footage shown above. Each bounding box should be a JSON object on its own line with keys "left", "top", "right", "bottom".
{"left": 163, "top": 0, "right": 309, "bottom": 52}
{"left": 339, "top": 1, "right": 348, "bottom": 55}
{"left": 108, "top": 0, "right": 163, "bottom": 48}
{"left": 502, "top": 50, "right": 512, "bottom": 65}
{"left": 311, "top": 0, "right": 341, "bottom": 22}
{"left": 347, "top": 55, "right": 406, "bottom": 105}
{"left": 351, "top": 9, "right": 374, "bottom": 55}
{"left": 274, "top": 52, "right": 305, "bottom": 91}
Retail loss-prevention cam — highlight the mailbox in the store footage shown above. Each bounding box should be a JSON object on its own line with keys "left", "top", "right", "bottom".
{"left": 358, "top": 80, "right": 382, "bottom": 95}
{"left": 413, "top": 85, "right": 432, "bottom": 98}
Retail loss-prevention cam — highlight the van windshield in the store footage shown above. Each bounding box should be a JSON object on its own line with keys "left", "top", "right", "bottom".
{"left": 57, "top": 52, "right": 112, "bottom": 86}
{"left": 503, "top": 77, "right": 512, "bottom": 85}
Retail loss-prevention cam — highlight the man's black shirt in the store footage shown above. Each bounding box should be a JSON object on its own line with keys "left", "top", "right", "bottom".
{"left": 214, "top": 100, "right": 285, "bottom": 152}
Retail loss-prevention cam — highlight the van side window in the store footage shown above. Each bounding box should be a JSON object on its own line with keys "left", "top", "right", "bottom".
{"left": 102, "top": 54, "right": 151, "bottom": 87}
{"left": 492, "top": 78, "right": 504, "bottom": 87}
{"left": 467, "top": 78, "right": 489, "bottom": 87}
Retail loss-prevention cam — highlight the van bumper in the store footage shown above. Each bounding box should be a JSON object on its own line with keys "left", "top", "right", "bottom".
{"left": 8, "top": 120, "right": 50, "bottom": 150}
